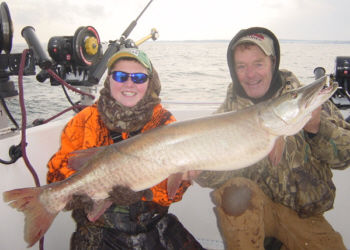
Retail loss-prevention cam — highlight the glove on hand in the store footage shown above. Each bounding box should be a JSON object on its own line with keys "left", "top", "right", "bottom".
{"left": 64, "top": 186, "right": 153, "bottom": 211}
{"left": 65, "top": 193, "right": 94, "bottom": 211}
{"left": 108, "top": 185, "right": 153, "bottom": 206}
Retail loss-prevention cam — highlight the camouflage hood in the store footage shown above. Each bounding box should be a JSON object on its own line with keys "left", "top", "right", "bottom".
{"left": 98, "top": 67, "right": 161, "bottom": 133}
{"left": 226, "top": 27, "right": 282, "bottom": 104}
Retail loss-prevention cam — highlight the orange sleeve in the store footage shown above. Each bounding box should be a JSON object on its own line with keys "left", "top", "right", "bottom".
{"left": 47, "top": 106, "right": 112, "bottom": 184}
{"left": 48, "top": 103, "right": 191, "bottom": 207}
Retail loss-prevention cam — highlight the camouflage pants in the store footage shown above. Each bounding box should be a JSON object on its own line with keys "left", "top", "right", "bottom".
{"left": 70, "top": 213, "right": 204, "bottom": 250}
{"left": 211, "top": 177, "right": 346, "bottom": 250}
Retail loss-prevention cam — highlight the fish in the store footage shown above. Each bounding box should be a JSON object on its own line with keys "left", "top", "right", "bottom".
{"left": 3, "top": 75, "right": 337, "bottom": 247}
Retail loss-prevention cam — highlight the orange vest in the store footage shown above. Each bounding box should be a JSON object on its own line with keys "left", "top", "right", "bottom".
{"left": 47, "top": 103, "right": 190, "bottom": 206}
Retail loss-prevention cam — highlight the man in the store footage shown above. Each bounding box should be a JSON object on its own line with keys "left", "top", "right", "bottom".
{"left": 195, "top": 27, "right": 350, "bottom": 250}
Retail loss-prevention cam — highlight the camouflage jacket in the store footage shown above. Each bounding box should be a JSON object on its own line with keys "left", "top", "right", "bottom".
{"left": 196, "top": 70, "right": 350, "bottom": 217}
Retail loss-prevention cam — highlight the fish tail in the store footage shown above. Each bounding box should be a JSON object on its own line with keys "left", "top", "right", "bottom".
{"left": 3, "top": 187, "right": 58, "bottom": 247}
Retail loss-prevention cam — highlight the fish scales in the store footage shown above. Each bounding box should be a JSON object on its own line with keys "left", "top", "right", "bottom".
{"left": 98, "top": 107, "right": 273, "bottom": 191}
{"left": 43, "top": 106, "right": 275, "bottom": 211}
{"left": 3, "top": 75, "right": 338, "bottom": 247}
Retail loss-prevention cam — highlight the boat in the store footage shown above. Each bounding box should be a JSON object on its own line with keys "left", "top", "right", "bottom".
{"left": 1, "top": 107, "right": 350, "bottom": 250}
{"left": 0, "top": 1, "right": 349, "bottom": 250}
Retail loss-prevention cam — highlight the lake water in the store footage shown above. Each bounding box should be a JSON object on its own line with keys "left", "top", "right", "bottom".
{"left": 4, "top": 40, "right": 350, "bottom": 127}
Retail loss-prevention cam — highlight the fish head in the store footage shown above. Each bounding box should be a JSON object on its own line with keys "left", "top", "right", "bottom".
{"left": 260, "top": 75, "right": 338, "bottom": 136}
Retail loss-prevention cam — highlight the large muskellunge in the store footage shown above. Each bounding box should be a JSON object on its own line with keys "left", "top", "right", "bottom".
{"left": 3, "top": 75, "right": 337, "bottom": 247}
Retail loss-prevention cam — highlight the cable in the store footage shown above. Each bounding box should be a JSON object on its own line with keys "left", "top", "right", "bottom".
{"left": 0, "top": 144, "right": 22, "bottom": 164}
{"left": 60, "top": 84, "right": 84, "bottom": 113}
{"left": 18, "top": 49, "right": 41, "bottom": 186}
{"left": 47, "top": 68, "right": 95, "bottom": 99}
{"left": 0, "top": 158, "right": 15, "bottom": 164}
{"left": 18, "top": 49, "right": 45, "bottom": 250}
{"left": 33, "top": 104, "right": 85, "bottom": 126}
{"left": 0, "top": 97, "right": 19, "bottom": 130}
{"left": 28, "top": 67, "right": 91, "bottom": 126}
{"left": 61, "top": 84, "right": 77, "bottom": 107}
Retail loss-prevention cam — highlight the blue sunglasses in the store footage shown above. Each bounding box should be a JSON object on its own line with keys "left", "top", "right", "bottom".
{"left": 110, "top": 71, "right": 149, "bottom": 84}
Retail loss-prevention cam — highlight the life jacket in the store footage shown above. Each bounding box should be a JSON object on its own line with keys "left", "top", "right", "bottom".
{"left": 47, "top": 103, "right": 190, "bottom": 206}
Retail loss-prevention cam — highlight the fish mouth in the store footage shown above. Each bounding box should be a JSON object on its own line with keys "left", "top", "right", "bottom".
{"left": 302, "top": 76, "right": 338, "bottom": 109}
{"left": 320, "top": 82, "right": 337, "bottom": 94}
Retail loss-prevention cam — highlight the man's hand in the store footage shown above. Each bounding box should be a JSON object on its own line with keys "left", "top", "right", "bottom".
{"left": 304, "top": 106, "right": 321, "bottom": 134}
{"left": 268, "top": 136, "right": 285, "bottom": 166}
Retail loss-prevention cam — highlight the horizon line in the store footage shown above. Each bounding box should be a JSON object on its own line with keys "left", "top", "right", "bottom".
{"left": 12, "top": 38, "right": 350, "bottom": 46}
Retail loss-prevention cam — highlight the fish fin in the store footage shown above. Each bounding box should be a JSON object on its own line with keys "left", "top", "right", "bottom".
{"left": 167, "top": 173, "right": 184, "bottom": 200}
{"left": 3, "top": 187, "right": 58, "bottom": 248}
{"left": 68, "top": 146, "right": 107, "bottom": 171}
{"left": 87, "top": 199, "right": 113, "bottom": 222}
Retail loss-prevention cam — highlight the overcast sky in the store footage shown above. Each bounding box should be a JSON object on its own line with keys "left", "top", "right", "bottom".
{"left": 6, "top": 0, "right": 350, "bottom": 45}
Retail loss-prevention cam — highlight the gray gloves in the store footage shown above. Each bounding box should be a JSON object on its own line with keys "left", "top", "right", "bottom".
{"left": 64, "top": 185, "right": 154, "bottom": 211}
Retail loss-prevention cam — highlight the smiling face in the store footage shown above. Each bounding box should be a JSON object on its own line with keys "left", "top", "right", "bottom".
{"left": 234, "top": 44, "right": 274, "bottom": 99}
{"left": 109, "top": 59, "right": 149, "bottom": 107}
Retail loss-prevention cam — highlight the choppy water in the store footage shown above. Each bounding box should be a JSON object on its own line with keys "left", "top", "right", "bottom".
{"left": 4, "top": 40, "right": 350, "bottom": 126}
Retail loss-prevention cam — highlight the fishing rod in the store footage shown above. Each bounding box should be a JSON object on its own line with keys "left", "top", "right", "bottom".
{"left": 121, "top": 0, "right": 154, "bottom": 39}
{"left": 88, "top": 0, "right": 155, "bottom": 85}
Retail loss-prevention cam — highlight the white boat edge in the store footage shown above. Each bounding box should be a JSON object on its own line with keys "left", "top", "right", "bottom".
{"left": 0, "top": 108, "right": 349, "bottom": 250}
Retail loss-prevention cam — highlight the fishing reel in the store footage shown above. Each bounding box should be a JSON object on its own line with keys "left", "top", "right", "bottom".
{"left": 314, "top": 56, "right": 350, "bottom": 111}
{"left": 333, "top": 57, "right": 350, "bottom": 102}
{"left": 0, "top": 0, "right": 157, "bottom": 134}
{"left": 87, "top": 27, "right": 159, "bottom": 85}
{"left": 0, "top": 2, "right": 35, "bottom": 99}
{"left": 327, "top": 56, "right": 350, "bottom": 110}
{"left": 37, "top": 25, "right": 103, "bottom": 86}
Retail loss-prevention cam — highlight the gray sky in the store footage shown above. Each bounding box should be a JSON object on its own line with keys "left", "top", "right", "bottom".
{"left": 6, "top": 0, "right": 350, "bottom": 45}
